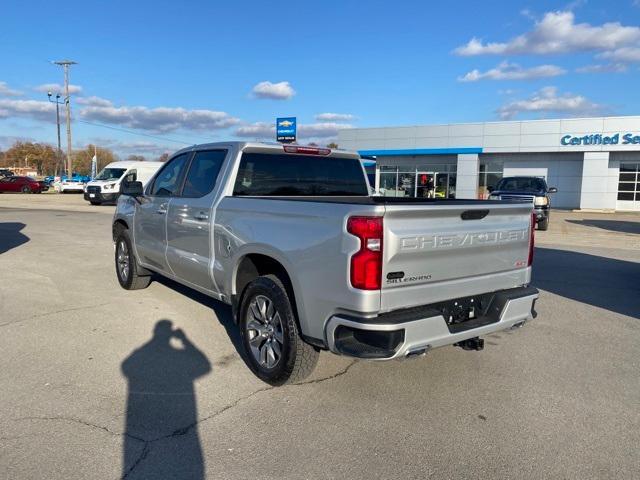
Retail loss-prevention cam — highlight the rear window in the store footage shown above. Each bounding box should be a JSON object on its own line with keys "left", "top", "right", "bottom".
{"left": 233, "top": 152, "right": 369, "bottom": 196}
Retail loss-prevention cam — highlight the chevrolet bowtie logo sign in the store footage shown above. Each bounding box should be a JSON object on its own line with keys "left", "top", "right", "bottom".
{"left": 276, "top": 117, "right": 296, "bottom": 143}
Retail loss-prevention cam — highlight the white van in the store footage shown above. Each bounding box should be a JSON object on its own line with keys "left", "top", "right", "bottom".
{"left": 84, "top": 161, "right": 163, "bottom": 205}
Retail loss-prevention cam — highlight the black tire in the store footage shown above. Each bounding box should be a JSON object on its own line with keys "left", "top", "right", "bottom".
{"left": 21, "top": 186, "right": 31, "bottom": 194}
{"left": 239, "top": 275, "right": 318, "bottom": 385}
{"left": 538, "top": 216, "right": 549, "bottom": 231}
{"left": 114, "top": 228, "right": 151, "bottom": 290}
{"left": 90, "top": 201, "right": 100, "bottom": 206}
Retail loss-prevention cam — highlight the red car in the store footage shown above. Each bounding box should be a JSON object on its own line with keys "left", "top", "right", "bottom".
{"left": 0, "top": 176, "right": 46, "bottom": 194}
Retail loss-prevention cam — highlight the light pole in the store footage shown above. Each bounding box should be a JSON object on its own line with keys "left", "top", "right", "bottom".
{"left": 53, "top": 59, "right": 77, "bottom": 180}
{"left": 47, "top": 91, "right": 64, "bottom": 177}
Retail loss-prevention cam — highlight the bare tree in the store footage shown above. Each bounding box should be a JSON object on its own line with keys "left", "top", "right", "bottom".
{"left": 73, "top": 144, "right": 118, "bottom": 175}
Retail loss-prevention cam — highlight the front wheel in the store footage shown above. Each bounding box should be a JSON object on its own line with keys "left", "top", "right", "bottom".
{"left": 115, "top": 228, "right": 151, "bottom": 290}
{"left": 21, "top": 186, "right": 31, "bottom": 194}
{"left": 239, "top": 275, "right": 318, "bottom": 385}
{"left": 90, "top": 201, "right": 100, "bottom": 206}
{"left": 538, "top": 215, "right": 549, "bottom": 231}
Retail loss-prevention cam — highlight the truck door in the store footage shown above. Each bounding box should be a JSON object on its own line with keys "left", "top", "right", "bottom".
{"left": 134, "top": 153, "right": 191, "bottom": 272}
{"left": 166, "top": 150, "right": 227, "bottom": 293}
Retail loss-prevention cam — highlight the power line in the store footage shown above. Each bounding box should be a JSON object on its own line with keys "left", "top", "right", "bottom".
{"left": 77, "top": 119, "right": 210, "bottom": 146}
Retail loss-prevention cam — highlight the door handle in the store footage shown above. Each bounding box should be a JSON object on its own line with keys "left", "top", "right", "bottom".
{"left": 156, "top": 204, "right": 167, "bottom": 214}
{"left": 194, "top": 212, "right": 209, "bottom": 221}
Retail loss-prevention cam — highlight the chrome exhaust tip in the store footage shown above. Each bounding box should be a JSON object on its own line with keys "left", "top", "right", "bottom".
{"left": 405, "top": 345, "right": 430, "bottom": 358}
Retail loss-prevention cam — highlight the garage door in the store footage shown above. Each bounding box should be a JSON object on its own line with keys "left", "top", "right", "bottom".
{"left": 616, "top": 163, "right": 640, "bottom": 211}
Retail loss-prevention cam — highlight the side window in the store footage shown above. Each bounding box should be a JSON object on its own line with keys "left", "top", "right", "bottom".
{"left": 181, "top": 150, "right": 227, "bottom": 198}
{"left": 150, "top": 154, "right": 190, "bottom": 196}
{"left": 123, "top": 169, "right": 137, "bottom": 184}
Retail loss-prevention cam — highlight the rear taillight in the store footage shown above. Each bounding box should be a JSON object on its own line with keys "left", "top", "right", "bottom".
{"left": 528, "top": 212, "right": 535, "bottom": 266}
{"left": 347, "top": 216, "right": 383, "bottom": 290}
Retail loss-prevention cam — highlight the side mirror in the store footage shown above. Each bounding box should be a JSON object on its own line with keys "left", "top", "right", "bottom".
{"left": 122, "top": 180, "right": 143, "bottom": 197}
{"left": 548, "top": 187, "right": 558, "bottom": 194}
{"left": 487, "top": 186, "right": 494, "bottom": 193}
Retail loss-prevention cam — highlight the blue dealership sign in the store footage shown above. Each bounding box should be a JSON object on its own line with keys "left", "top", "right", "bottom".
{"left": 276, "top": 117, "right": 296, "bottom": 143}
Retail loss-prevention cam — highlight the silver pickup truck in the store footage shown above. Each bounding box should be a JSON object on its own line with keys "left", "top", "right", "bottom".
{"left": 113, "top": 142, "right": 538, "bottom": 385}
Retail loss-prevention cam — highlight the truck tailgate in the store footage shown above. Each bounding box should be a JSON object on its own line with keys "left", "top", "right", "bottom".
{"left": 381, "top": 202, "right": 533, "bottom": 312}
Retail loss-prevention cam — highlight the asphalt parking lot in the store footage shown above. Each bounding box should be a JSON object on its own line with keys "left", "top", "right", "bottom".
{"left": 1, "top": 194, "right": 639, "bottom": 480}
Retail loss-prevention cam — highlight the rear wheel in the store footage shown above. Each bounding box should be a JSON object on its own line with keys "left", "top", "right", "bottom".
{"left": 115, "top": 228, "right": 151, "bottom": 290}
{"left": 239, "top": 275, "right": 318, "bottom": 385}
{"left": 21, "top": 186, "right": 31, "bottom": 194}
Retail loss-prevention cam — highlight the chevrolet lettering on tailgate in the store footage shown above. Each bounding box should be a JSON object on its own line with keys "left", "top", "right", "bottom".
{"left": 400, "top": 229, "right": 528, "bottom": 250}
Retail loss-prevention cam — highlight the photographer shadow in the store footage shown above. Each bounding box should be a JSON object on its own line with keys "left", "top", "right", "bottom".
{"left": 0, "top": 222, "right": 29, "bottom": 254}
{"left": 121, "top": 320, "right": 211, "bottom": 479}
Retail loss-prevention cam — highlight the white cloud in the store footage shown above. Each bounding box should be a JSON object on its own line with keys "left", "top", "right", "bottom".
{"left": 235, "top": 121, "right": 352, "bottom": 140}
{"left": 76, "top": 96, "right": 113, "bottom": 107}
{"left": 0, "top": 135, "right": 35, "bottom": 150}
{"left": 90, "top": 137, "right": 174, "bottom": 156}
{"left": 497, "top": 86, "right": 606, "bottom": 120}
{"left": 315, "top": 112, "right": 356, "bottom": 122}
{"left": 80, "top": 103, "right": 240, "bottom": 133}
{"left": 575, "top": 63, "right": 628, "bottom": 73}
{"left": 235, "top": 122, "right": 274, "bottom": 138}
{"left": 34, "top": 83, "right": 83, "bottom": 95}
{"left": 455, "top": 11, "right": 640, "bottom": 56}
{"left": 0, "top": 82, "right": 23, "bottom": 97}
{"left": 299, "top": 123, "right": 353, "bottom": 137}
{"left": 459, "top": 61, "right": 566, "bottom": 82}
{"left": 598, "top": 46, "right": 640, "bottom": 63}
{"left": 0, "top": 98, "right": 55, "bottom": 122}
{"left": 251, "top": 81, "right": 296, "bottom": 100}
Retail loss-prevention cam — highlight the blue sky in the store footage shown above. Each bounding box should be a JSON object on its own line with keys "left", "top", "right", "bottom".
{"left": 1, "top": 0, "right": 639, "bottom": 157}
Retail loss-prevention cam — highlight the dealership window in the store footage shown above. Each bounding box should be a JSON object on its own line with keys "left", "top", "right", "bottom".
{"left": 376, "top": 164, "right": 457, "bottom": 198}
{"left": 478, "top": 160, "right": 504, "bottom": 199}
{"left": 617, "top": 163, "right": 640, "bottom": 201}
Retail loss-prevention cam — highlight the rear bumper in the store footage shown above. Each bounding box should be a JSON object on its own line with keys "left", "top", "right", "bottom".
{"left": 325, "top": 286, "right": 539, "bottom": 359}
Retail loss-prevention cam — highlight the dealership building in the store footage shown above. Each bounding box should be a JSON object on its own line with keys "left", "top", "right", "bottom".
{"left": 337, "top": 116, "right": 640, "bottom": 211}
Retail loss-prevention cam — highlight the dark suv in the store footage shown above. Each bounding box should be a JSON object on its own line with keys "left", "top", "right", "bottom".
{"left": 488, "top": 176, "right": 557, "bottom": 230}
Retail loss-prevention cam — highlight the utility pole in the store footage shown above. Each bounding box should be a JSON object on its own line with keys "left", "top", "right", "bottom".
{"left": 47, "top": 92, "right": 64, "bottom": 176}
{"left": 54, "top": 60, "right": 77, "bottom": 179}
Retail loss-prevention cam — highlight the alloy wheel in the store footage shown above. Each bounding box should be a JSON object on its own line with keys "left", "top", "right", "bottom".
{"left": 117, "top": 239, "right": 130, "bottom": 281}
{"left": 246, "top": 295, "right": 285, "bottom": 369}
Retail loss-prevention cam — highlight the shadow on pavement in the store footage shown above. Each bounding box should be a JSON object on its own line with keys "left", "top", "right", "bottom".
{"left": 121, "top": 320, "right": 211, "bottom": 479}
{"left": 565, "top": 219, "right": 640, "bottom": 235}
{"left": 533, "top": 247, "right": 640, "bottom": 319}
{"left": 153, "top": 276, "right": 248, "bottom": 368}
{"left": 0, "top": 222, "right": 29, "bottom": 254}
